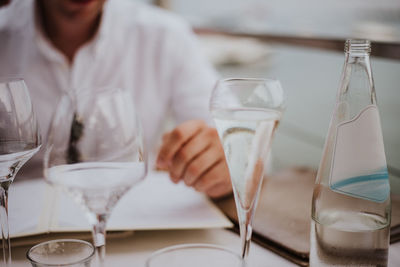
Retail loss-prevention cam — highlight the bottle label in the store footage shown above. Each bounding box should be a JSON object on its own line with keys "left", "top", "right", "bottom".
{"left": 329, "top": 105, "right": 390, "bottom": 203}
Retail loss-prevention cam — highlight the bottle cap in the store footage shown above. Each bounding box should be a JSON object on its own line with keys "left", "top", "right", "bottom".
{"left": 345, "top": 39, "right": 371, "bottom": 55}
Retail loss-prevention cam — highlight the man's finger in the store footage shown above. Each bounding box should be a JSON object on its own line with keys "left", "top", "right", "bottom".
{"left": 206, "top": 181, "right": 233, "bottom": 198}
{"left": 193, "top": 160, "right": 230, "bottom": 192}
{"left": 156, "top": 120, "right": 206, "bottom": 169}
{"left": 170, "top": 127, "right": 217, "bottom": 180}
{"left": 182, "top": 144, "right": 224, "bottom": 186}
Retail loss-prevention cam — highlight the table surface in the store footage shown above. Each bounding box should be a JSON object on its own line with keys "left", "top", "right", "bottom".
{"left": 10, "top": 228, "right": 400, "bottom": 266}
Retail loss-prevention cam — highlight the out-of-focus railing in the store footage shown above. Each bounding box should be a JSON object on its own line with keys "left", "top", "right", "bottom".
{"left": 195, "top": 28, "right": 400, "bottom": 60}
{"left": 152, "top": 0, "right": 400, "bottom": 60}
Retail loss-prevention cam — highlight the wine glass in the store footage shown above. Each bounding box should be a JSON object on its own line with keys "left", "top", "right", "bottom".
{"left": 0, "top": 78, "right": 41, "bottom": 266}
{"left": 43, "top": 87, "right": 147, "bottom": 266}
{"left": 210, "top": 78, "right": 285, "bottom": 262}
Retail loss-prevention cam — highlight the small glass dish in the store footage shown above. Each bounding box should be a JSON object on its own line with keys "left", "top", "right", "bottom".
{"left": 145, "top": 243, "right": 243, "bottom": 267}
{"left": 26, "top": 239, "right": 95, "bottom": 267}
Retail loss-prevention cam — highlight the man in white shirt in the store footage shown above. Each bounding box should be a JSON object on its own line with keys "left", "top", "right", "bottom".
{"left": 0, "top": 0, "right": 232, "bottom": 198}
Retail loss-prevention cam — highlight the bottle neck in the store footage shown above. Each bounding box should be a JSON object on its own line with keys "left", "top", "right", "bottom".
{"left": 344, "top": 52, "right": 370, "bottom": 65}
{"left": 337, "top": 43, "right": 376, "bottom": 119}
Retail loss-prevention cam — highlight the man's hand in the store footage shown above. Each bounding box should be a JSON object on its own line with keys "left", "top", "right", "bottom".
{"left": 156, "top": 120, "right": 232, "bottom": 198}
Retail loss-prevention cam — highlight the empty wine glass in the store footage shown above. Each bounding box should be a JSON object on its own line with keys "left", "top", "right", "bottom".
{"left": 43, "top": 87, "right": 147, "bottom": 266}
{"left": 0, "top": 78, "right": 41, "bottom": 266}
{"left": 210, "top": 78, "right": 285, "bottom": 262}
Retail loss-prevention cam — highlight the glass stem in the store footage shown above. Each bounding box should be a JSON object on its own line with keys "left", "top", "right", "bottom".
{"left": 239, "top": 210, "right": 253, "bottom": 261}
{"left": 92, "top": 213, "right": 107, "bottom": 267}
{"left": 0, "top": 180, "right": 12, "bottom": 267}
{"left": 239, "top": 221, "right": 252, "bottom": 260}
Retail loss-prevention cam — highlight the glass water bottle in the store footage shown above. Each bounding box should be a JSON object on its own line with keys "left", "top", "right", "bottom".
{"left": 310, "top": 39, "right": 391, "bottom": 267}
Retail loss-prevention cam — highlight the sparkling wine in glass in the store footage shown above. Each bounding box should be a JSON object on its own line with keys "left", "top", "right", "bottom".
{"left": 210, "top": 78, "right": 285, "bottom": 262}
{"left": 0, "top": 78, "right": 41, "bottom": 266}
{"left": 44, "top": 87, "right": 147, "bottom": 266}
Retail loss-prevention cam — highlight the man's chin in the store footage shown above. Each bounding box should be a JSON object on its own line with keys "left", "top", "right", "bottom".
{"left": 68, "top": 0, "right": 97, "bottom": 5}
{"left": 60, "top": 0, "right": 104, "bottom": 20}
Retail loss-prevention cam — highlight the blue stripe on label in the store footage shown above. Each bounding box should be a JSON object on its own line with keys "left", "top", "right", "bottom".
{"left": 331, "top": 167, "right": 390, "bottom": 203}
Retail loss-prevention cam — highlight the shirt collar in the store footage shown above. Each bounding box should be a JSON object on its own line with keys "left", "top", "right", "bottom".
{"left": 91, "top": 0, "right": 113, "bottom": 57}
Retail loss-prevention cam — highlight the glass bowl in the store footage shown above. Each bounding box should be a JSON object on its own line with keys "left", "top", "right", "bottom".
{"left": 145, "top": 243, "right": 243, "bottom": 267}
{"left": 26, "top": 239, "right": 95, "bottom": 267}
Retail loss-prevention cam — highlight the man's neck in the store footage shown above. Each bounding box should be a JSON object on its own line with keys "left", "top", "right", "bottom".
{"left": 37, "top": 0, "right": 101, "bottom": 63}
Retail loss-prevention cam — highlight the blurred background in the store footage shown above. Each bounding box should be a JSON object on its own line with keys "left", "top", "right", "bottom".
{"left": 142, "top": 0, "right": 400, "bottom": 44}
{"left": 140, "top": 0, "right": 400, "bottom": 192}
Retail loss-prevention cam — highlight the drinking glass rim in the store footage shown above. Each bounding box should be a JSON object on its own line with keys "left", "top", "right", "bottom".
{"left": 70, "top": 85, "right": 126, "bottom": 97}
{"left": 61, "top": 86, "right": 132, "bottom": 108}
{"left": 211, "top": 77, "right": 287, "bottom": 110}
{"left": 145, "top": 243, "right": 242, "bottom": 266}
{"left": 26, "top": 239, "right": 95, "bottom": 266}
{"left": 0, "top": 76, "right": 24, "bottom": 84}
{"left": 219, "top": 77, "right": 280, "bottom": 84}
{"left": 215, "top": 78, "right": 286, "bottom": 99}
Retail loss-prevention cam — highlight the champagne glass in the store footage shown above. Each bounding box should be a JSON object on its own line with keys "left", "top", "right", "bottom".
{"left": 0, "top": 78, "right": 41, "bottom": 266}
{"left": 44, "top": 87, "right": 147, "bottom": 266}
{"left": 210, "top": 78, "right": 285, "bottom": 262}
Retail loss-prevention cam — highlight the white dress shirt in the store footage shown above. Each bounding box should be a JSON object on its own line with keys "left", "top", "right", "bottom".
{"left": 0, "top": 0, "right": 218, "bottom": 177}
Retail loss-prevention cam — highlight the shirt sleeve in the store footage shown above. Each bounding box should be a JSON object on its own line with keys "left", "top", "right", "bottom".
{"left": 167, "top": 22, "right": 219, "bottom": 126}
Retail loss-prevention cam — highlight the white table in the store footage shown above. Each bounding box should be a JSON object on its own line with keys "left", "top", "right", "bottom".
{"left": 11, "top": 228, "right": 400, "bottom": 266}
{"left": 12, "top": 229, "right": 295, "bottom": 266}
